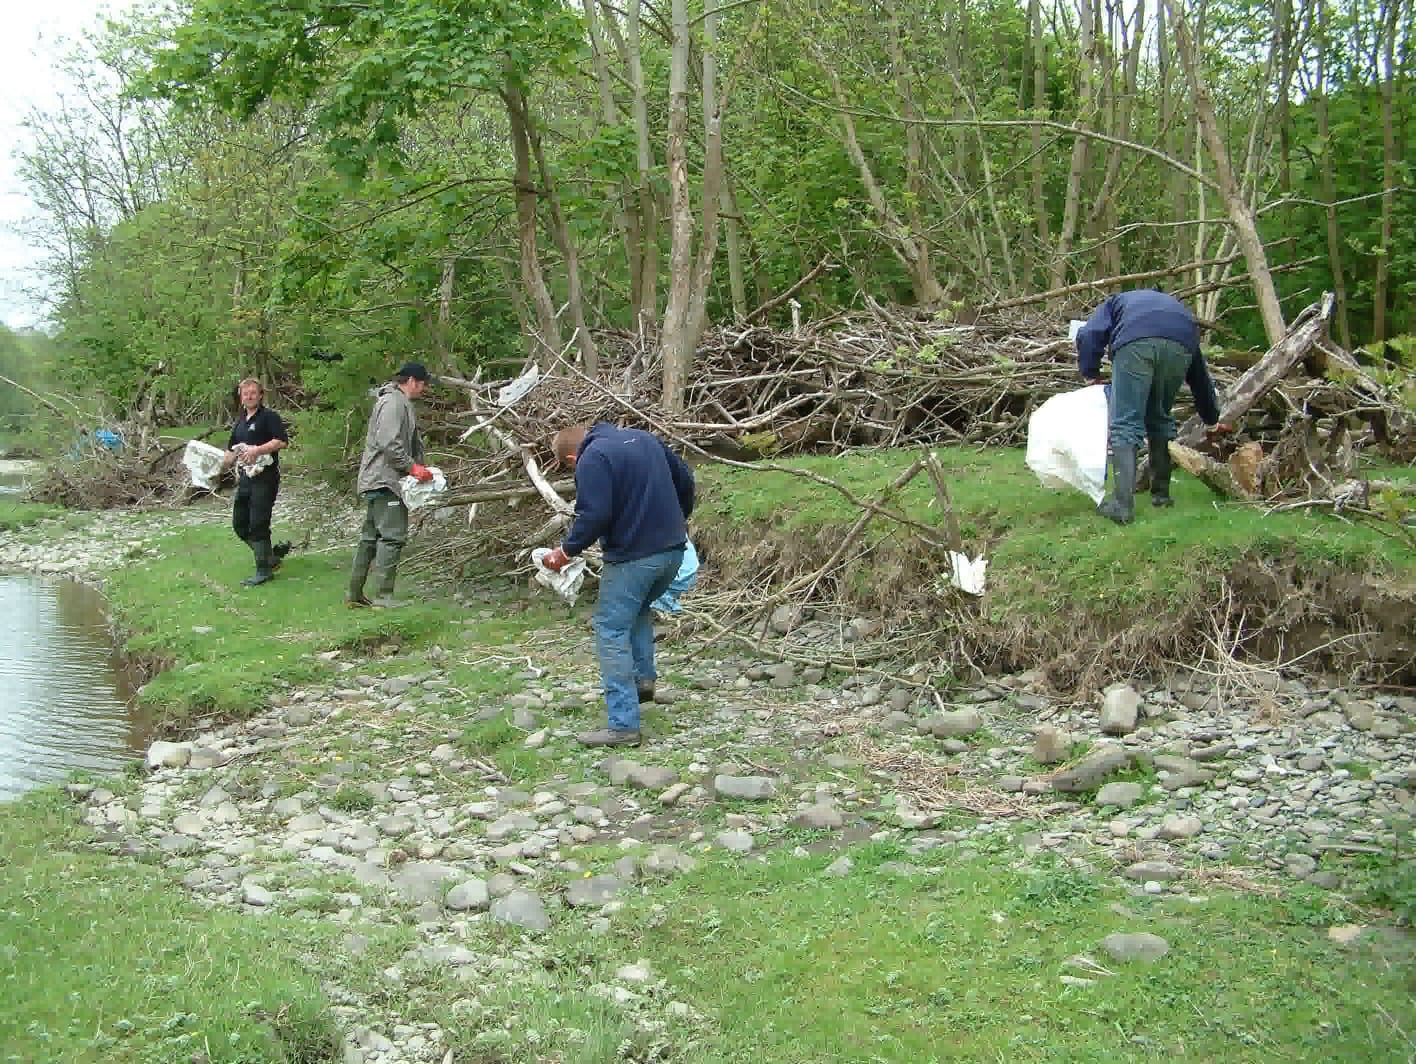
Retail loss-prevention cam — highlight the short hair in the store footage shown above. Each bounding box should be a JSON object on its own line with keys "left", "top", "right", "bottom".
{"left": 550, "top": 425, "right": 589, "bottom": 465}
{"left": 238, "top": 377, "right": 264, "bottom": 395}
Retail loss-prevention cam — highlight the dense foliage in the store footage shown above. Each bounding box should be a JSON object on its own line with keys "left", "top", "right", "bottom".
{"left": 15, "top": 0, "right": 1412, "bottom": 420}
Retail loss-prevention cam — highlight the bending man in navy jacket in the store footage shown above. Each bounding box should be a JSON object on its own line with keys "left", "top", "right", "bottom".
{"left": 543, "top": 423, "right": 695, "bottom": 747}
{"left": 1076, "top": 289, "right": 1226, "bottom": 524}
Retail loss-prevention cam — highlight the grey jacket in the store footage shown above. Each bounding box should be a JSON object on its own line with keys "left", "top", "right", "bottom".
{"left": 356, "top": 383, "right": 425, "bottom": 498}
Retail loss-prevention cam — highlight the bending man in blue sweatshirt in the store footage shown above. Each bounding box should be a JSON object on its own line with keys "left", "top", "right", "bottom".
{"left": 1075, "top": 289, "right": 1227, "bottom": 524}
{"left": 543, "top": 423, "right": 695, "bottom": 747}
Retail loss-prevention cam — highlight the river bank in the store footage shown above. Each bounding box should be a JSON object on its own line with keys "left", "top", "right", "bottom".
{"left": 1, "top": 478, "right": 1413, "bottom": 1063}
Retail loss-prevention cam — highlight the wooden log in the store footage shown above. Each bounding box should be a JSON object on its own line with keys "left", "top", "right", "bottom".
{"left": 1176, "top": 294, "right": 1333, "bottom": 446}
{"left": 1169, "top": 442, "right": 1260, "bottom": 499}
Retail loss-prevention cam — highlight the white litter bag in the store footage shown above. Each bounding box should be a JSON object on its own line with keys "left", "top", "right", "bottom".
{"left": 1025, "top": 385, "right": 1110, "bottom": 504}
{"left": 531, "top": 547, "right": 588, "bottom": 604}
{"left": 182, "top": 440, "right": 227, "bottom": 490}
{"left": 399, "top": 466, "right": 448, "bottom": 510}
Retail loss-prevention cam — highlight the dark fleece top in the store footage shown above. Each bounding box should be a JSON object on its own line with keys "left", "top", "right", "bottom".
{"left": 562, "top": 423, "right": 695, "bottom": 563}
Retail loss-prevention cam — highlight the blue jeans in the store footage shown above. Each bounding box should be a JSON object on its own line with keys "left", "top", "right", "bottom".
{"left": 595, "top": 547, "right": 684, "bottom": 731}
{"left": 1109, "top": 338, "right": 1192, "bottom": 448}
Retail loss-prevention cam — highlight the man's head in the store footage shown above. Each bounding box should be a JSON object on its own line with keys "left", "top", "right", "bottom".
{"left": 396, "top": 361, "right": 430, "bottom": 399}
{"left": 550, "top": 425, "right": 589, "bottom": 469}
{"left": 238, "top": 378, "right": 264, "bottom": 412}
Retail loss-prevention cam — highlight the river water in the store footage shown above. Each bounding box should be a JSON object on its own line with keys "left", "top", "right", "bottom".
{"left": 0, "top": 461, "right": 150, "bottom": 800}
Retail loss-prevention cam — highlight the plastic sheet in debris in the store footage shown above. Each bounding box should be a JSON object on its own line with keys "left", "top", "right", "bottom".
{"left": 946, "top": 551, "right": 988, "bottom": 596}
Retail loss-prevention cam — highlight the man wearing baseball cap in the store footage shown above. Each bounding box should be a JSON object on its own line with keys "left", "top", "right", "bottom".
{"left": 347, "top": 361, "right": 433, "bottom": 607}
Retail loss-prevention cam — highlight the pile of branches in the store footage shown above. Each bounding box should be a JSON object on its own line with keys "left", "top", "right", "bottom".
{"left": 414, "top": 294, "right": 1408, "bottom": 540}
{"left": 29, "top": 426, "right": 226, "bottom": 510}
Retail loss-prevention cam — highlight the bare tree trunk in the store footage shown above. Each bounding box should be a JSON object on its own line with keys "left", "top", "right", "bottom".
{"left": 683, "top": 0, "right": 728, "bottom": 352}
{"left": 1028, "top": 0, "right": 1049, "bottom": 288}
{"left": 659, "top": 0, "right": 696, "bottom": 413}
{"left": 721, "top": 170, "right": 747, "bottom": 322}
{"left": 628, "top": 0, "right": 658, "bottom": 331}
{"left": 886, "top": 12, "right": 950, "bottom": 297}
{"left": 809, "top": 40, "right": 945, "bottom": 306}
{"left": 1372, "top": 0, "right": 1398, "bottom": 342}
{"left": 502, "top": 83, "right": 563, "bottom": 364}
{"left": 435, "top": 255, "right": 455, "bottom": 374}
{"left": 1167, "top": 0, "right": 1286, "bottom": 346}
{"left": 1087, "top": 0, "right": 1144, "bottom": 279}
{"left": 1314, "top": 0, "right": 1353, "bottom": 348}
{"left": 581, "top": 0, "right": 639, "bottom": 301}
{"left": 1050, "top": 0, "right": 1097, "bottom": 294}
{"left": 522, "top": 97, "right": 599, "bottom": 375}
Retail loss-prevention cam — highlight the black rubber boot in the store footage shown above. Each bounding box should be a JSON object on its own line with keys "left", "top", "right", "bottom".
{"left": 1097, "top": 446, "right": 1138, "bottom": 525}
{"left": 347, "top": 541, "right": 376, "bottom": 604}
{"left": 242, "top": 539, "right": 275, "bottom": 586}
{"left": 370, "top": 559, "right": 407, "bottom": 608}
{"left": 1149, "top": 437, "right": 1174, "bottom": 508}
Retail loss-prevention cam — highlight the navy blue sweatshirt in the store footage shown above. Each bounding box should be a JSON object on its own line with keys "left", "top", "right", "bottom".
{"left": 1076, "top": 289, "right": 1222, "bottom": 425}
{"left": 562, "top": 423, "right": 695, "bottom": 563}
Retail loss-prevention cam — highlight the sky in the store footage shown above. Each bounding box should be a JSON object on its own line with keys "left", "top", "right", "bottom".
{"left": 0, "top": 0, "right": 142, "bottom": 331}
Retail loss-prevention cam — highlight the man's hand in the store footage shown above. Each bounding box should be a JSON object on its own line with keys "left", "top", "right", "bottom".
{"left": 410, "top": 463, "right": 434, "bottom": 483}
{"left": 1207, "top": 422, "right": 1234, "bottom": 437}
{"left": 542, "top": 546, "right": 570, "bottom": 572}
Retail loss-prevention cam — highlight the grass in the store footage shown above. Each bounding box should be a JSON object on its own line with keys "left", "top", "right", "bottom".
{"left": 579, "top": 845, "right": 1414, "bottom": 1063}
{"left": 0, "top": 791, "right": 340, "bottom": 1064}
{"left": 0, "top": 497, "right": 65, "bottom": 531}
{"left": 102, "top": 523, "right": 563, "bottom": 725}
{"left": 697, "top": 448, "right": 1411, "bottom": 618}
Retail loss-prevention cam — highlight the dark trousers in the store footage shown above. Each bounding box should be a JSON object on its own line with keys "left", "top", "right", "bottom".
{"left": 233, "top": 469, "right": 279, "bottom": 543}
{"left": 1108, "top": 338, "right": 1192, "bottom": 449}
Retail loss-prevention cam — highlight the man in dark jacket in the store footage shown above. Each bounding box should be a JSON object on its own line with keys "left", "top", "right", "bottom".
{"left": 543, "top": 422, "right": 695, "bottom": 747}
{"left": 1076, "top": 289, "right": 1227, "bottom": 524}
{"left": 347, "top": 361, "right": 434, "bottom": 607}
{"left": 223, "top": 377, "right": 288, "bottom": 586}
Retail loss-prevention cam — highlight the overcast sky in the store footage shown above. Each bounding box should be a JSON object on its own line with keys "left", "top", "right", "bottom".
{"left": 0, "top": 0, "right": 143, "bottom": 331}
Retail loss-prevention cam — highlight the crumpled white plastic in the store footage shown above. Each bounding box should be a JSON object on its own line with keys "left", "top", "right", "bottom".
{"left": 531, "top": 547, "right": 588, "bottom": 604}
{"left": 497, "top": 363, "right": 540, "bottom": 406}
{"left": 399, "top": 466, "right": 448, "bottom": 510}
{"left": 1025, "top": 385, "right": 1110, "bottom": 504}
{"left": 1068, "top": 319, "right": 1088, "bottom": 342}
{"left": 182, "top": 440, "right": 227, "bottom": 490}
{"left": 946, "top": 551, "right": 988, "bottom": 596}
{"left": 233, "top": 443, "right": 274, "bottom": 478}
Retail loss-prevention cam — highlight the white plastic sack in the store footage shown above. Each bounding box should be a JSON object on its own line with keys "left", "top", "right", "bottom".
{"left": 1025, "top": 385, "right": 1110, "bottom": 504}
{"left": 399, "top": 466, "right": 448, "bottom": 510}
{"left": 531, "top": 547, "right": 588, "bottom": 604}
{"left": 182, "top": 440, "right": 227, "bottom": 490}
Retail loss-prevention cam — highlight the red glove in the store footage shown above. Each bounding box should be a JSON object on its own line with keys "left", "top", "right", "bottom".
{"left": 543, "top": 547, "right": 571, "bottom": 572}
{"left": 410, "top": 463, "right": 434, "bottom": 483}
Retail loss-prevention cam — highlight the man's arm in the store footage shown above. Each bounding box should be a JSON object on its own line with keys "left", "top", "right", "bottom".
{"left": 370, "top": 398, "right": 414, "bottom": 473}
{"left": 661, "top": 439, "right": 695, "bottom": 519}
{"left": 252, "top": 410, "right": 290, "bottom": 458}
{"left": 561, "top": 451, "right": 613, "bottom": 556}
{"left": 1185, "top": 352, "right": 1222, "bottom": 426}
{"left": 1075, "top": 299, "right": 1115, "bottom": 381}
